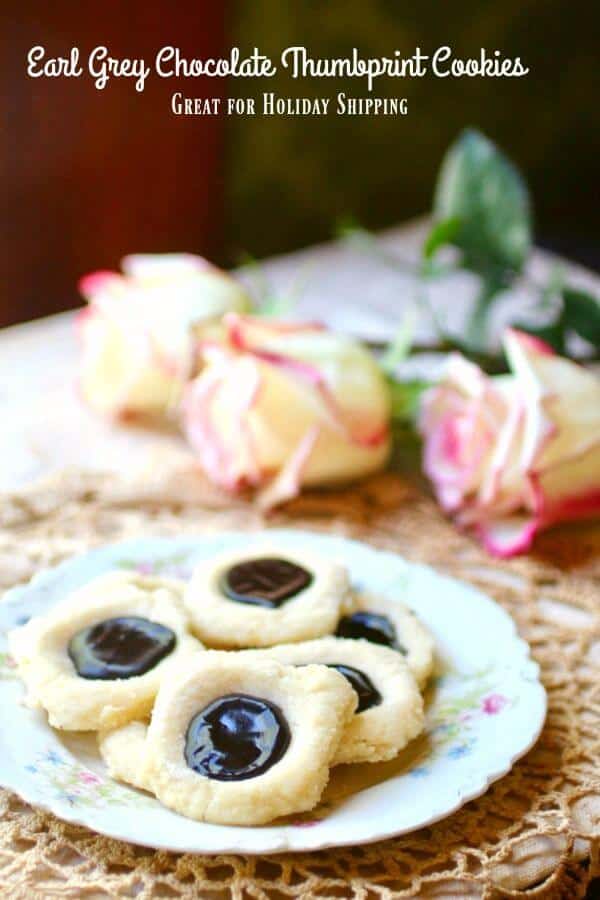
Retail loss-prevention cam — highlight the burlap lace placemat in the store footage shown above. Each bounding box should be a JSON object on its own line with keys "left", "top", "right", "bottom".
{"left": 0, "top": 469, "right": 598, "bottom": 899}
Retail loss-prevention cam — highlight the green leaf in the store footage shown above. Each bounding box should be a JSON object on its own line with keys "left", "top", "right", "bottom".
{"left": 387, "top": 378, "right": 429, "bottom": 424}
{"left": 433, "top": 129, "right": 532, "bottom": 280}
{"left": 258, "top": 294, "right": 295, "bottom": 317}
{"left": 465, "top": 277, "right": 505, "bottom": 351}
{"left": 423, "top": 216, "right": 461, "bottom": 260}
{"left": 538, "top": 265, "right": 565, "bottom": 311}
{"left": 562, "top": 288, "right": 600, "bottom": 349}
{"left": 335, "top": 214, "right": 363, "bottom": 239}
{"left": 379, "top": 310, "right": 416, "bottom": 374}
{"left": 236, "top": 252, "right": 269, "bottom": 314}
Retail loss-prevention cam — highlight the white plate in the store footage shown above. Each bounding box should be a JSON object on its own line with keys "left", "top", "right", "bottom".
{"left": 0, "top": 530, "right": 546, "bottom": 854}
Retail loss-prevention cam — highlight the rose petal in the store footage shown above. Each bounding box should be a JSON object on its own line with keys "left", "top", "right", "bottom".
{"left": 182, "top": 370, "right": 232, "bottom": 488}
{"left": 256, "top": 425, "right": 321, "bottom": 510}
{"left": 122, "top": 253, "right": 214, "bottom": 280}
{"left": 531, "top": 442, "right": 600, "bottom": 527}
{"left": 477, "top": 515, "right": 539, "bottom": 558}
{"left": 78, "top": 270, "right": 124, "bottom": 300}
{"left": 504, "top": 328, "right": 600, "bottom": 471}
{"left": 226, "top": 314, "right": 389, "bottom": 448}
{"left": 225, "top": 313, "right": 325, "bottom": 352}
{"left": 182, "top": 356, "right": 263, "bottom": 492}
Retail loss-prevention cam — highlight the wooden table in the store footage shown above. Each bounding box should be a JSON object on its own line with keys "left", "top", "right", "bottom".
{"left": 1, "top": 219, "right": 598, "bottom": 493}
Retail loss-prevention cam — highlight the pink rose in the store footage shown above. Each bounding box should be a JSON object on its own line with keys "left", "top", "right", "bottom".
{"left": 419, "top": 329, "right": 600, "bottom": 557}
{"left": 182, "top": 314, "right": 391, "bottom": 508}
{"left": 77, "top": 254, "right": 249, "bottom": 417}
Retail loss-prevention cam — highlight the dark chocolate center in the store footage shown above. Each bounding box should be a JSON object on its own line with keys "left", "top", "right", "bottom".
{"left": 184, "top": 694, "right": 290, "bottom": 780}
{"left": 221, "top": 557, "right": 313, "bottom": 608}
{"left": 336, "top": 611, "right": 407, "bottom": 654}
{"left": 68, "top": 616, "right": 176, "bottom": 680}
{"left": 327, "top": 664, "right": 382, "bottom": 713}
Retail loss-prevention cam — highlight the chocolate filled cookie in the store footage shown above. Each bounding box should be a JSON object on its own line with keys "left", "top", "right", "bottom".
{"left": 143, "top": 652, "right": 357, "bottom": 824}
{"left": 253, "top": 636, "right": 424, "bottom": 764}
{"left": 9, "top": 571, "right": 203, "bottom": 731}
{"left": 184, "top": 545, "right": 350, "bottom": 648}
{"left": 338, "top": 593, "right": 435, "bottom": 688}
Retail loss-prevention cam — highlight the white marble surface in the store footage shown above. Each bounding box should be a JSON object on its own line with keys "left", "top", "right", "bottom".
{"left": 1, "top": 219, "right": 598, "bottom": 492}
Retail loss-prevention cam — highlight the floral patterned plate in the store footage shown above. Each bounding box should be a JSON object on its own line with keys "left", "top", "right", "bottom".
{"left": 0, "top": 530, "right": 546, "bottom": 854}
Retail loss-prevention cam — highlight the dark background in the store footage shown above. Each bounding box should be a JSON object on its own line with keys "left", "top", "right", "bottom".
{"left": 1, "top": 0, "right": 599, "bottom": 327}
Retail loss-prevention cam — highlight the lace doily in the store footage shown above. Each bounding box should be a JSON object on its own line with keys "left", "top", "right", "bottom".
{"left": 0, "top": 469, "right": 598, "bottom": 899}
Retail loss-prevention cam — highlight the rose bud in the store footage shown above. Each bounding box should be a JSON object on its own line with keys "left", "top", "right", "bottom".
{"left": 182, "top": 314, "right": 391, "bottom": 507}
{"left": 77, "top": 254, "right": 250, "bottom": 417}
{"left": 419, "top": 328, "right": 600, "bottom": 557}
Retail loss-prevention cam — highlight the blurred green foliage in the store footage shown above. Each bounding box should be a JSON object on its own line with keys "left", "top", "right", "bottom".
{"left": 225, "top": 1, "right": 599, "bottom": 264}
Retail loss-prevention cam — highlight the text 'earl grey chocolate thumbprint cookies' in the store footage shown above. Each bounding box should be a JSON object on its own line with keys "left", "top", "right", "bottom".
{"left": 184, "top": 545, "right": 351, "bottom": 648}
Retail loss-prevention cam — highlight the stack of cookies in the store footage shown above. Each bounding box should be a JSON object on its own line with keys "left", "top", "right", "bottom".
{"left": 9, "top": 543, "right": 435, "bottom": 825}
